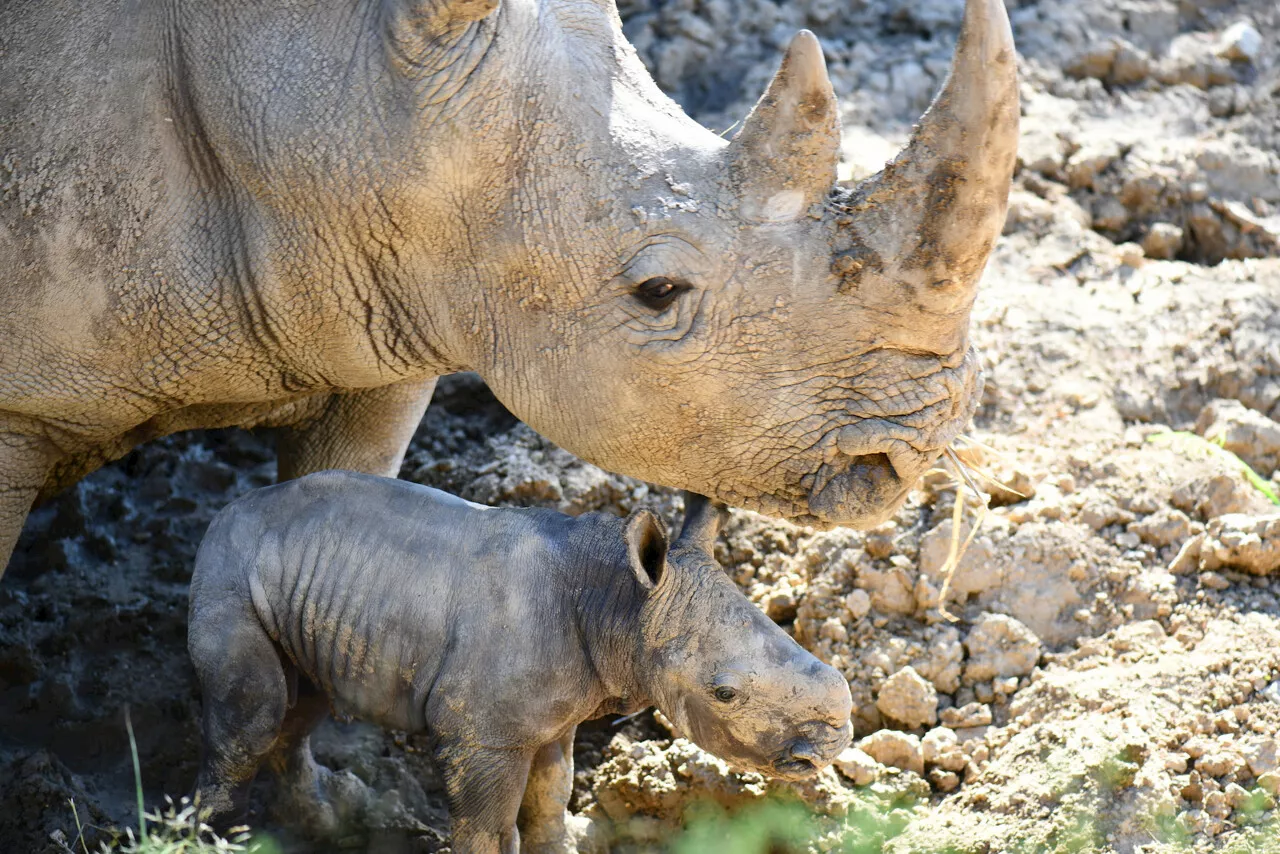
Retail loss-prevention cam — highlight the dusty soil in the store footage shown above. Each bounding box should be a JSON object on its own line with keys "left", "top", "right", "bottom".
{"left": 3, "top": 0, "right": 1279, "bottom": 851}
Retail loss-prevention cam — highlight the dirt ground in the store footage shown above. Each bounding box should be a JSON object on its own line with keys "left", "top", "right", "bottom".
{"left": 3, "top": 0, "right": 1279, "bottom": 852}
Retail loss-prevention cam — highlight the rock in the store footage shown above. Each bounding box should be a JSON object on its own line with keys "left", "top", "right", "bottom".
{"left": 921, "top": 727, "right": 958, "bottom": 764}
{"left": 858, "top": 731, "right": 924, "bottom": 776}
{"left": 819, "top": 617, "right": 849, "bottom": 644}
{"left": 1066, "top": 40, "right": 1119, "bottom": 80}
{"left": 917, "top": 520, "right": 1000, "bottom": 597}
{"left": 1004, "top": 190, "right": 1055, "bottom": 235}
{"left": 1110, "top": 40, "right": 1151, "bottom": 86}
{"left": 1017, "top": 132, "right": 1067, "bottom": 182}
{"left": 964, "top": 615, "right": 1042, "bottom": 683}
{"left": 1171, "top": 474, "right": 1267, "bottom": 520}
{"left": 884, "top": 0, "right": 964, "bottom": 33}
{"left": 1066, "top": 139, "right": 1122, "bottom": 191}
{"left": 1195, "top": 399, "right": 1280, "bottom": 476}
{"left": 1168, "top": 534, "right": 1204, "bottom": 575}
{"left": 1109, "top": 620, "right": 1167, "bottom": 653}
{"left": 876, "top": 666, "right": 938, "bottom": 729}
{"left": 1197, "top": 751, "right": 1245, "bottom": 778}
{"left": 1264, "top": 681, "right": 1280, "bottom": 705}
{"left": 890, "top": 60, "right": 932, "bottom": 111}
{"left": 1115, "top": 242, "right": 1145, "bottom": 269}
{"left": 844, "top": 588, "right": 871, "bottom": 622}
{"left": 1081, "top": 502, "right": 1135, "bottom": 531}
{"left": 1092, "top": 195, "right": 1130, "bottom": 233}
{"left": 916, "top": 626, "right": 964, "bottom": 694}
{"left": 1156, "top": 33, "right": 1235, "bottom": 90}
{"left": 1208, "top": 85, "right": 1249, "bottom": 119}
{"left": 762, "top": 587, "right": 798, "bottom": 622}
{"left": 1243, "top": 738, "right": 1279, "bottom": 776}
{"left": 1200, "top": 571, "right": 1231, "bottom": 590}
{"left": 860, "top": 564, "right": 917, "bottom": 616}
{"left": 833, "top": 747, "right": 880, "bottom": 786}
{"left": 929, "top": 769, "right": 960, "bottom": 792}
{"left": 1217, "top": 22, "right": 1262, "bottom": 64}
{"left": 1130, "top": 508, "right": 1193, "bottom": 548}
{"left": 1198, "top": 514, "right": 1280, "bottom": 575}
{"left": 591, "top": 737, "right": 763, "bottom": 824}
{"left": 1260, "top": 772, "right": 1280, "bottom": 797}
{"left": 1142, "top": 222, "right": 1184, "bottom": 260}
{"left": 1114, "top": 530, "right": 1141, "bottom": 549}
{"left": 940, "top": 702, "right": 993, "bottom": 729}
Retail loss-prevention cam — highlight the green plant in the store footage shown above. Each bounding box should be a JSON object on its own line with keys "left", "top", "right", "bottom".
{"left": 1148, "top": 431, "right": 1280, "bottom": 505}
{"left": 58, "top": 709, "right": 281, "bottom": 854}
{"left": 664, "top": 788, "right": 935, "bottom": 854}
{"left": 671, "top": 798, "right": 821, "bottom": 854}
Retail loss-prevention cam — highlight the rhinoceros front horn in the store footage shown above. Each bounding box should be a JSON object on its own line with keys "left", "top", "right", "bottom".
{"left": 726, "top": 30, "right": 841, "bottom": 223}
{"left": 834, "top": 0, "right": 1020, "bottom": 325}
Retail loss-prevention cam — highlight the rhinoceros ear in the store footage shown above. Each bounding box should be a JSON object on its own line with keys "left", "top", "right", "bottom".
{"left": 389, "top": 0, "right": 499, "bottom": 43}
{"left": 726, "top": 30, "right": 841, "bottom": 223}
{"left": 624, "top": 509, "right": 669, "bottom": 591}
{"left": 676, "top": 492, "right": 727, "bottom": 552}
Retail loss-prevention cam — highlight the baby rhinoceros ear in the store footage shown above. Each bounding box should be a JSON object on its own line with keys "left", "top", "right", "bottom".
{"left": 624, "top": 509, "right": 669, "bottom": 591}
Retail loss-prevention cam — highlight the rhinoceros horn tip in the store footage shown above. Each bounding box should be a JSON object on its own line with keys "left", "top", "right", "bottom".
{"left": 726, "top": 27, "right": 840, "bottom": 223}
{"left": 835, "top": 0, "right": 1019, "bottom": 309}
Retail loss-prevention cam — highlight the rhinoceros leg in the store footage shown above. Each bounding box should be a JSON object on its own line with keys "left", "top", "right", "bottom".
{"left": 517, "top": 730, "right": 577, "bottom": 854}
{"left": 276, "top": 376, "right": 437, "bottom": 481}
{"left": 434, "top": 739, "right": 531, "bottom": 854}
{"left": 0, "top": 429, "right": 56, "bottom": 579}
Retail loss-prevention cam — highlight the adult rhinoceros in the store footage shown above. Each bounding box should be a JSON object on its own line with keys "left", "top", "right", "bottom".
{"left": 0, "top": 0, "right": 1017, "bottom": 574}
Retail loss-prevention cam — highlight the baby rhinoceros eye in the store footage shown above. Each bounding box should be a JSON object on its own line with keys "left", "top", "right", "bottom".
{"left": 633, "top": 277, "right": 687, "bottom": 311}
{"left": 713, "top": 685, "right": 738, "bottom": 703}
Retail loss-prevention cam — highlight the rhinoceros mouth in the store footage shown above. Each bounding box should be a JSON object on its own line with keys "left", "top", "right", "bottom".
{"left": 805, "top": 452, "right": 913, "bottom": 529}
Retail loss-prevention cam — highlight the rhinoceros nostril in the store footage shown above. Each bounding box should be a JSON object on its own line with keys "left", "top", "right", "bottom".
{"left": 845, "top": 452, "right": 898, "bottom": 485}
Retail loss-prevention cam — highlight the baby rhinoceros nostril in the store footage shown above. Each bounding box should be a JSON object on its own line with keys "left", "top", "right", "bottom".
{"left": 788, "top": 739, "right": 822, "bottom": 763}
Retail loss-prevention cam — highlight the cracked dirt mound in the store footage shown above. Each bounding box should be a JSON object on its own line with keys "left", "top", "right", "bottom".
{"left": 3, "top": 0, "right": 1279, "bottom": 851}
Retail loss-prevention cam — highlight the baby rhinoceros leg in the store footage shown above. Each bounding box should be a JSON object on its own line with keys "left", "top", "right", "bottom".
{"left": 265, "top": 683, "right": 371, "bottom": 838}
{"left": 517, "top": 730, "right": 581, "bottom": 854}
{"left": 189, "top": 600, "right": 291, "bottom": 829}
{"left": 434, "top": 739, "right": 534, "bottom": 854}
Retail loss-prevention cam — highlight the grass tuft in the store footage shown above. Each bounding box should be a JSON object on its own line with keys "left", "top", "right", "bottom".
{"left": 56, "top": 710, "right": 280, "bottom": 854}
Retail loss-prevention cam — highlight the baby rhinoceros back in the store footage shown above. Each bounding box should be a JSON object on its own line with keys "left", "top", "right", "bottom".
{"left": 188, "top": 471, "right": 852, "bottom": 851}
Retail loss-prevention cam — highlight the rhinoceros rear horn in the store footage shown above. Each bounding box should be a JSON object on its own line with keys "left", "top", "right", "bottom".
{"left": 835, "top": 0, "right": 1019, "bottom": 319}
{"left": 726, "top": 30, "right": 841, "bottom": 223}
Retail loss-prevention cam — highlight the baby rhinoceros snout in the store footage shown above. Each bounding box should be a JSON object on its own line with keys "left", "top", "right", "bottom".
{"left": 802, "top": 658, "right": 853, "bottom": 732}
{"left": 775, "top": 719, "right": 854, "bottom": 779}
{"left": 772, "top": 663, "right": 853, "bottom": 779}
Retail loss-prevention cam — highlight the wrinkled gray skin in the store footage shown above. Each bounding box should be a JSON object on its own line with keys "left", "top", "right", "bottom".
{"left": 188, "top": 472, "right": 852, "bottom": 853}
{"left": 0, "top": 0, "right": 1019, "bottom": 576}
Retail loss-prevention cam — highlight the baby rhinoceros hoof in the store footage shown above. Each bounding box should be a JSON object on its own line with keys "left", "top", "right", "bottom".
{"left": 521, "top": 811, "right": 602, "bottom": 854}
{"left": 271, "top": 762, "right": 378, "bottom": 845}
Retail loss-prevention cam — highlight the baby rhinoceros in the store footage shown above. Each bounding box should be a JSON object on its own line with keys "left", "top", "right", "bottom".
{"left": 188, "top": 471, "right": 853, "bottom": 853}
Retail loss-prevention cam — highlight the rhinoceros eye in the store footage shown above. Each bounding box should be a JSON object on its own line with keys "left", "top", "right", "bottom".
{"left": 714, "top": 686, "right": 738, "bottom": 703}
{"left": 633, "top": 277, "right": 687, "bottom": 311}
